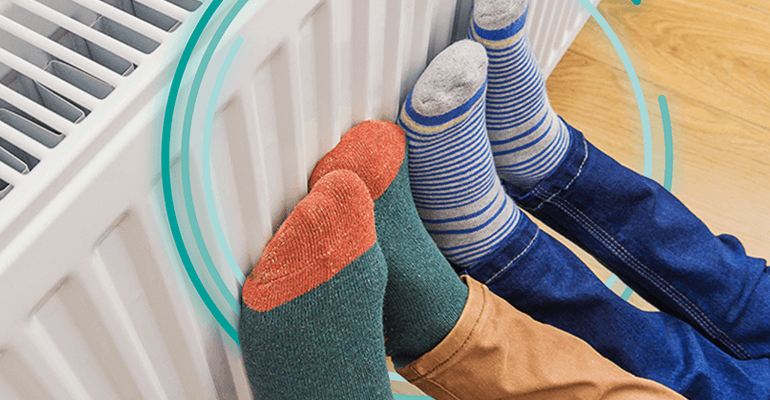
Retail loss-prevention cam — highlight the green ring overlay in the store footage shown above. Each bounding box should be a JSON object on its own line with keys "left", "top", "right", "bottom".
{"left": 162, "top": 0, "right": 255, "bottom": 344}
{"left": 162, "top": 2, "right": 672, "bottom": 396}
{"left": 179, "top": 0, "right": 251, "bottom": 322}
{"left": 202, "top": 38, "right": 247, "bottom": 288}
{"left": 575, "top": 0, "right": 676, "bottom": 293}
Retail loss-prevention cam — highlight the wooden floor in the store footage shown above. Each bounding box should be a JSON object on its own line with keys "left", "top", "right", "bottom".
{"left": 542, "top": 0, "right": 770, "bottom": 309}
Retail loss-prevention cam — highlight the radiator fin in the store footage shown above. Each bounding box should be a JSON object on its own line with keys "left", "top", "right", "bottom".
{"left": 95, "top": 210, "right": 214, "bottom": 399}
{"left": 0, "top": 0, "right": 196, "bottom": 203}
{"left": 232, "top": 92, "right": 275, "bottom": 266}
{"left": 380, "top": 0, "right": 408, "bottom": 121}
{"left": 297, "top": 1, "right": 338, "bottom": 178}
{"left": 252, "top": 46, "right": 307, "bottom": 232}
{"left": 0, "top": 347, "right": 56, "bottom": 400}
{"left": 31, "top": 276, "right": 143, "bottom": 400}
{"left": 206, "top": 102, "right": 252, "bottom": 278}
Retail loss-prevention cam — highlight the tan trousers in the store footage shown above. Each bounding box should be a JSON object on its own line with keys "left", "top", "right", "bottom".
{"left": 398, "top": 276, "right": 685, "bottom": 400}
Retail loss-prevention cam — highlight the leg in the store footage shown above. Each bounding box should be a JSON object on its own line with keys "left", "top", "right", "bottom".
{"left": 461, "top": 209, "right": 770, "bottom": 399}
{"left": 469, "top": 0, "right": 770, "bottom": 360}
{"left": 401, "top": 276, "right": 685, "bottom": 400}
{"left": 400, "top": 38, "right": 770, "bottom": 399}
{"left": 507, "top": 123, "right": 770, "bottom": 361}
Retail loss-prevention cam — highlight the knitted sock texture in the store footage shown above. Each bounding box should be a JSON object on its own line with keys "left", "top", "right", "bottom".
{"left": 310, "top": 120, "right": 468, "bottom": 369}
{"left": 239, "top": 170, "right": 392, "bottom": 399}
{"left": 469, "top": 0, "right": 570, "bottom": 189}
{"left": 398, "top": 40, "right": 521, "bottom": 269}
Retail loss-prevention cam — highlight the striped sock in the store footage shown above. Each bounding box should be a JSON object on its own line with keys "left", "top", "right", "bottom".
{"left": 469, "top": 0, "right": 570, "bottom": 189}
{"left": 239, "top": 170, "right": 392, "bottom": 399}
{"left": 310, "top": 120, "right": 468, "bottom": 369}
{"left": 398, "top": 40, "right": 521, "bottom": 269}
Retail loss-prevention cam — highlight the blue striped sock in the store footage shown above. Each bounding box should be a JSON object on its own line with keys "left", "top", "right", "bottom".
{"left": 398, "top": 40, "right": 520, "bottom": 268}
{"left": 469, "top": 1, "right": 570, "bottom": 190}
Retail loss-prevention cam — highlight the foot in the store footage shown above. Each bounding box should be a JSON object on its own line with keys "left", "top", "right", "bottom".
{"left": 398, "top": 40, "right": 522, "bottom": 269}
{"left": 310, "top": 120, "right": 468, "bottom": 369}
{"left": 469, "top": 0, "right": 570, "bottom": 190}
{"left": 239, "top": 170, "right": 392, "bottom": 398}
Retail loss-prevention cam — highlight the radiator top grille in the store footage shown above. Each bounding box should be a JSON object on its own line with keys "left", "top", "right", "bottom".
{"left": 0, "top": 0, "right": 201, "bottom": 201}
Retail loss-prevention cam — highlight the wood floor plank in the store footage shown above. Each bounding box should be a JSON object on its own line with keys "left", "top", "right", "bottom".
{"left": 569, "top": 0, "right": 770, "bottom": 130}
{"left": 545, "top": 49, "right": 770, "bottom": 308}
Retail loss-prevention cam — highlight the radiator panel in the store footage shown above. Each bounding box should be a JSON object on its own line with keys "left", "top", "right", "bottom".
{"left": 0, "top": 0, "right": 599, "bottom": 398}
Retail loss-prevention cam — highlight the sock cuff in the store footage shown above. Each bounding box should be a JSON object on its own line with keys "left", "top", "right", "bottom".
{"left": 470, "top": 4, "right": 528, "bottom": 44}
{"left": 244, "top": 170, "right": 377, "bottom": 312}
{"left": 310, "top": 120, "right": 405, "bottom": 201}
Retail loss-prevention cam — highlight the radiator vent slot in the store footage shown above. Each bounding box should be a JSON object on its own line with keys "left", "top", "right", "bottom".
{"left": 0, "top": 0, "right": 201, "bottom": 202}
{"left": 52, "top": 29, "right": 136, "bottom": 76}
{"left": 0, "top": 179, "right": 10, "bottom": 200}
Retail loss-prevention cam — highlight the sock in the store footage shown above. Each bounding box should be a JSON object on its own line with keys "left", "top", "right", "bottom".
{"left": 469, "top": 0, "right": 570, "bottom": 189}
{"left": 239, "top": 170, "right": 392, "bottom": 399}
{"left": 310, "top": 120, "right": 468, "bottom": 369}
{"left": 397, "top": 39, "right": 521, "bottom": 269}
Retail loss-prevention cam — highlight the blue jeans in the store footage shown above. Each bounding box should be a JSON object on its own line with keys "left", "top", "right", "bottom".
{"left": 458, "top": 122, "right": 770, "bottom": 399}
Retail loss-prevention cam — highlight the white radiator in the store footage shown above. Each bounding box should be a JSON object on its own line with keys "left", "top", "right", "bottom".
{"left": 0, "top": 0, "right": 599, "bottom": 398}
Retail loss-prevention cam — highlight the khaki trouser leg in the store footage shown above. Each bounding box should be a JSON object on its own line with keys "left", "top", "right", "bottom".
{"left": 398, "top": 276, "right": 685, "bottom": 400}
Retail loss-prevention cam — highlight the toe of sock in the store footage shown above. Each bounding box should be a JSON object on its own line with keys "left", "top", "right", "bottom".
{"left": 409, "top": 40, "right": 488, "bottom": 117}
{"left": 473, "top": 0, "right": 527, "bottom": 31}
{"left": 310, "top": 120, "right": 405, "bottom": 201}
{"left": 243, "top": 169, "right": 376, "bottom": 312}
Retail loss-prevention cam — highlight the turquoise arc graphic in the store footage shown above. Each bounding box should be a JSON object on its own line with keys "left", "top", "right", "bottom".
{"left": 161, "top": 0, "right": 250, "bottom": 344}
{"left": 575, "top": 0, "right": 676, "bottom": 295}
{"left": 162, "top": 0, "right": 673, "bottom": 359}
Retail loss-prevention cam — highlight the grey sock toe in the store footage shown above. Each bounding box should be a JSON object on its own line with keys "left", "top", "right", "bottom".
{"left": 473, "top": 0, "right": 527, "bottom": 31}
{"left": 411, "top": 40, "right": 487, "bottom": 117}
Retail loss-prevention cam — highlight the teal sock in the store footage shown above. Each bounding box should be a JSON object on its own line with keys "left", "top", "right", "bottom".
{"left": 398, "top": 40, "right": 522, "bottom": 268}
{"left": 469, "top": 0, "right": 571, "bottom": 189}
{"left": 310, "top": 120, "right": 469, "bottom": 369}
{"left": 239, "top": 170, "right": 392, "bottom": 399}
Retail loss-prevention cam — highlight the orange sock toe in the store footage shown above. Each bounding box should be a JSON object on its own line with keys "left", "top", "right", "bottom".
{"left": 242, "top": 169, "right": 376, "bottom": 312}
{"left": 309, "top": 120, "right": 406, "bottom": 201}
{"left": 239, "top": 170, "right": 393, "bottom": 398}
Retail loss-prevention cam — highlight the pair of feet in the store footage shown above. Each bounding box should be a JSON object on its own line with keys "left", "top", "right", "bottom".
{"left": 399, "top": 0, "right": 571, "bottom": 269}
{"left": 239, "top": 121, "right": 469, "bottom": 398}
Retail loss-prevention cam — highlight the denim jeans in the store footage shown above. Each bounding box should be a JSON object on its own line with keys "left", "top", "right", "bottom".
{"left": 458, "top": 122, "right": 770, "bottom": 399}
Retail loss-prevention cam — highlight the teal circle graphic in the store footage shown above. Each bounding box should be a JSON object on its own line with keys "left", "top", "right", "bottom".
{"left": 161, "top": 0, "right": 258, "bottom": 344}
{"left": 161, "top": 0, "right": 236, "bottom": 342}
{"left": 178, "top": 0, "right": 252, "bottom": 325}
{"left": 575, "top": 0, "right": 653, "bottom": 177}
{"left": 162, "top": 0, "right": 673, "bottom": 349}
{"left": 202, "top": 38, "right": 247, "bottom": 289}
{"left": 576, "top": 0, "right": 676, "bottom": 295}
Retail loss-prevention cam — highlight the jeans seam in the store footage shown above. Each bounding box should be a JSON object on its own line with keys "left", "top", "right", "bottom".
{"left": 533, "top": 137, "right": 589, "bottom": 212}
{"left": 537, "top": 190, "right": 751, "bottom": 360}
{"left": 485, "top": 230, "right": 540, "bottom": 286}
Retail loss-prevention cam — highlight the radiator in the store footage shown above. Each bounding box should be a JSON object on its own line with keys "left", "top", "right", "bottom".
{"left": 0, "top": 0, "right": 599, "bottom": 398}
